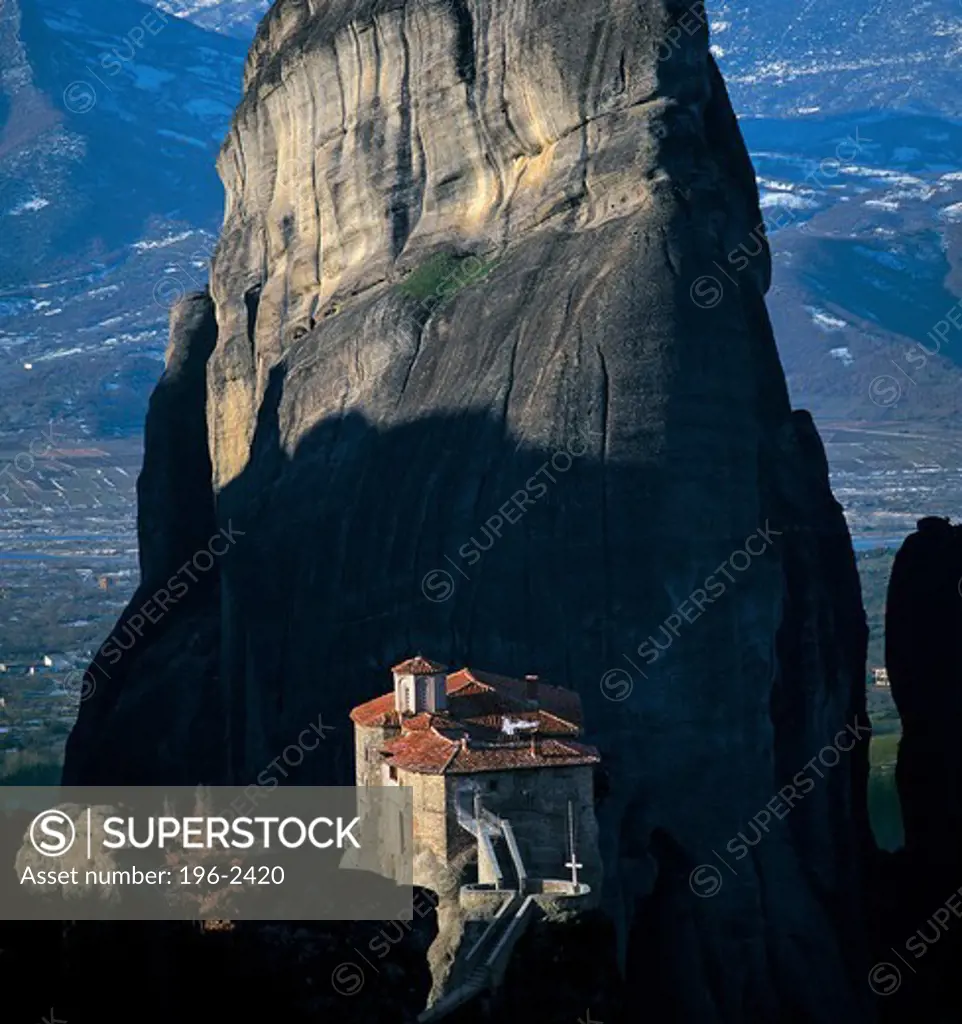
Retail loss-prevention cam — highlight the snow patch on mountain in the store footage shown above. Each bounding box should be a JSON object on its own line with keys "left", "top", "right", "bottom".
{"left": 131, "top": 230, "right": 199, "bottom": 252}
{"left": 8, "top": 197, "right": 50, "bottom": 215}
{"left": 807, "top": 308, "right": 848, "bottom": 332}
{"left": 759, "top": 191, "right": 818, "bottom": 210}
{"left": 152, "top": 0, "right": 270, "bottom": 38}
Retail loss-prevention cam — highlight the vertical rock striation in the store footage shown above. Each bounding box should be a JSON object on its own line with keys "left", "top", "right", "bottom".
{"left": 66, "top": 1, "right": 872, "bottom": 1018}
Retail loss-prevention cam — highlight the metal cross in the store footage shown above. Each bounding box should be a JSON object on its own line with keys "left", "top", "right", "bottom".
{"left": 565, "top": 800, "right": 582, "bottom": 886}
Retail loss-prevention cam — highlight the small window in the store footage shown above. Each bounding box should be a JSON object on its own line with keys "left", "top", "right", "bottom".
{"left": 389, "top": 765, "right": 398, "bottom": 781}
{"left": 488, "top": 779, "right": 499, "bottom": 792}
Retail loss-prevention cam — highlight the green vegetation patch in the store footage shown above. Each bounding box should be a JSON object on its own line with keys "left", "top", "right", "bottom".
{"left": 869, "top": 730, "right": 901, "bottom": 768}
{"left": 868, "top": 765, "right": 904, "bottom": 852}
{"left": 867, "top": 728, "right": 903, "bottom": 851}
{"left": 397, "top": 251, "right": 495, "bottom": 308}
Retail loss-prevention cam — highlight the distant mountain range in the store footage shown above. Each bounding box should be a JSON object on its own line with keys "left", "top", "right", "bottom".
{"left": 152, "top": 0, "right": 269, "bottom": 38}
{"left": 712, "top": 0, "right": 962, "bottom": 427}
{"left": 150, "top": 0, "right": 962, "bottom": 118}
{"left": 1, "top": 0, "right": 961, "bottom": 442}
{"left": 0, "top": 0, "right": 247, "bottom": 436}
{"left": 739, "top": 113, "right": 962, "bottom": 426}
{"left": 712, "top": 0, "right": 962, "bottom": 118}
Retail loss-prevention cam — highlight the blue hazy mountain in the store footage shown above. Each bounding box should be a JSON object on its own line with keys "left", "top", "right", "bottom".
{"left": 157, "top": 0, "right": 962, "bottom": 118}
{"left": 712, "top": 0, "right": 962, "bottom": 117}
{"left": 152, "top": 0, "right": 270, "bottom": 38}
{"left": 708, "top": 1, "right": 962, "bottom": 429}
{"left": 1, "top": 0, "right": 246, "bottom": 284}
{"left": 0, "top": 0, "right": 247, "bottom": 434}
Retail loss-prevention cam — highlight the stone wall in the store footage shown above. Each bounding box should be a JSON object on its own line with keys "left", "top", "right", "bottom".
{"left": 446, "top": 766, "right": 600, "bottom": 890}
{"left": 354, "top": 722, "right": 396, "bottom": 788}
{"left": 402, "top": 768, "right": 450, "bottom": 889}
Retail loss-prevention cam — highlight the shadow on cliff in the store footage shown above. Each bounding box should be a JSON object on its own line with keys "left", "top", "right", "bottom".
{"left": 868, "top": 516, "right": 962, "bottom": 1023}
{"left": 67, "top": 356, "right": 869, "bottom": 801}
{"left": 62, "top": 333, "right": 879, "bottom": 1021}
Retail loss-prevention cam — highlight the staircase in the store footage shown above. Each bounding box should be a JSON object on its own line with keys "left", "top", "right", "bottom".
{"left": 499, "top": 818, "right": 526, "bottom": 892}
{"left": 484, "top": 893, "right": 537, "bottom": 986}
{"left": 454, "top": 789, "right": 507, "bottom": 887}
{"left": 417, "top": 963, "right": 491, "bottom": 1022}
{"left": 454, "top": 788, "right": 527, "bottom": 891}
{"left": 418, "top": 894, "right": 537, "bottom": 1023}
{"left": 418, "top": 790, "right": 537, "bottom": 1022}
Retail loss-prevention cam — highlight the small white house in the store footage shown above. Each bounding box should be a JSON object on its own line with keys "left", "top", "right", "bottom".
{"left": 40, "top": 654, "right": 71, "bottom": 671}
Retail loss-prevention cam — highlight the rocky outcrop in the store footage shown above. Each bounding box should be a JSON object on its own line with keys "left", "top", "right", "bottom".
{"left": 63, "top": 292, "right": 223, "bottom": 785}
{"left": 66, "top": 1, "right": 873, "bottom": 1019}
{"left": 886, "top": 517, "right": 962, "bottom": 874}
{"left": 878, "top": 517, "right": 962, "bottom": 1019}
{"left": 136, "top": 292, "right": 220, "bottom": 587}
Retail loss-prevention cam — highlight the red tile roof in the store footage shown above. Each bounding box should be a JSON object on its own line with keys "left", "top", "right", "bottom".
{"left": 350, "top": 691, "right": 397, "bottom": 727}
{"left": 448, "top": 669, "right": 583, "bottom": 729}
{"left": 381, "top": 729, "right": 462, "bottom": 774}
{"left": 391, "top": 655, "right": 447, "bottom": 674}
{"left": 381, "top": 730, "right": 600, "bottom": 775}
{"left": 398, "top": 711, "right": 462, "bottom": 732}
{"left": 351, "top": 662, "right": 597, "bottom": 775}
{"left": 350, "top": 665, "right": 584, "bottom": 735}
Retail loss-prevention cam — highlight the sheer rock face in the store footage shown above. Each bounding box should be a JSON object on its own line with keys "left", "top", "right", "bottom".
{"left": 208, "top": 0, "right": 770, "bottom": 487}
{"left": 137, "top": 292, "right": 220, "bottom": 589}
{"left": 66, "top": 1, "right": 871, "bottom": 1019}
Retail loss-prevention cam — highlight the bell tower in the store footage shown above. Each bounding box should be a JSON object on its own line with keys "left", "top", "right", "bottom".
{"left": 391, "top": 655, "right": 448, "bottom": 714}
